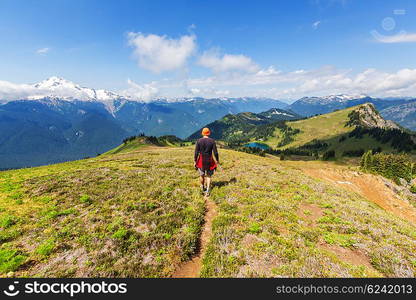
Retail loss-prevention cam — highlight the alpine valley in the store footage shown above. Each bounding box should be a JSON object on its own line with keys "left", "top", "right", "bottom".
{"left": 0, "top": 76, "right": 415, "bottom": 169}
{"left": 0, "top": 77, "right": 286, "bottom": 169}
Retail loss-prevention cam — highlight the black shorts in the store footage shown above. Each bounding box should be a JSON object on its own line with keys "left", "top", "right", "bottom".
{"left": 198, "top": 168, "right": 214, "bottom": 176}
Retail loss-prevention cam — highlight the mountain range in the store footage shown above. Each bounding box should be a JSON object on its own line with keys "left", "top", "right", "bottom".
{"left": 287, "top": 94, "right": 416, "bottom": 131}
{"left": 0, "top": 77, "right": 286, "bottom": 169}
{"left": 188, "top": 108, "right": 301, "bottom": 141}
{"left": 1, "top": 77, "right": 415, "bottom": 169}
{"left": 190, "top": 103, "right": 416, "bottom": 159}
{"left": 2, "top": 125, "right": 415, "bottom": 278}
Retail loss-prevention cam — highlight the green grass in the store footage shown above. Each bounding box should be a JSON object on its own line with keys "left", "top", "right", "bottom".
{"left": 0, "top": 214, "right": 18, "bottom": 228}
{"left": 1, "top": 142, "right": 415, "bottom": 278}
{"left": 323, "top": 232, "right": 356, "bottom": 248}
{"left": 265, "top": 107, "right": 355, "bottom": 149}
{"left": 104, "top": 139, "right": 147, "bottom": 155}
{"left": 79, "top": 194, "right": 92, "bottom": 205}
{"left": 0, "top": 248, "right": 27, "bottom": 273}
{"left": 200, "top": 150, "right": 416, "bottom": 277}
{"left": 0, "top": 146, "right": 205, "bottom": 277}
{"left": 36, "top": 238, "right": 56, "bottom": 258}
{"left": 258, "top": 105, "right": 397, "bottom": 158}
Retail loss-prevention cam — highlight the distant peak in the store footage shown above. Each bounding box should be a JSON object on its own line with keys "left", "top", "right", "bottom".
{"left": 347, "top": 103, "right": 400, "bottom": 130}
{"left": 46, "top": 76, "right": 66, "bottom": 81}
{"left": 42, "top": 76, "right": 71, "bottom": 83}
{"left": 34, "top": 76, "right": 77, "bottom": 89}
{"left": 298, "top": 94, "right": 370, "bottom": 105}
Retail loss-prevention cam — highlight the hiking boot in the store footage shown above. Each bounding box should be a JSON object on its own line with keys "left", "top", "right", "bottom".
{"left": 205, "top": 189, "right": 210, "bottom": 197}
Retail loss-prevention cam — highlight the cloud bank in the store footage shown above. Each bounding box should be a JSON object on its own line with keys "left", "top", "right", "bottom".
{"left": 181, "top": 66, "right": 416, "bottom": 99}
{"left": 121, "top": 79, "right": 159, "bottom": 101}
{"left": 373, "top": 32, "right": 416, "bottom": 43}
{"left": 127, "top": 32, "right": 196, "bottom": 73}
{"left": 198, "top": 50, "right": 259, "bottom": 73}
{"left": 1, "top": 66, "right": 416, "bottom": 101}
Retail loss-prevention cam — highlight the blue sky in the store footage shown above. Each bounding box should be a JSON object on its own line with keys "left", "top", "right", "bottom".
{"left": 1, "top": 0, "right": 416, "bottom": 100}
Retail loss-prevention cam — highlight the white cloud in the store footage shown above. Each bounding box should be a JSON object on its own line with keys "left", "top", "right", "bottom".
{"left": 255, "top": 66, "right": 280, "bottom": 77}
{"left": 36, "top": 47, "right": 50, "bottom": 55}
{"left": 373, "top": 32, "right": 416, "bottom": 43}
{"left": 198, "top": 50, "right": 259, "bottom": 73}
{"left": 183, "top": 65, "right": 416, "bottom": 99}
{"left": 0, "top": 80, "right": 44, "bottom": 100}
{"left": 189, "top": 88, "right": 201, "bottom": 94}
{"left": 127, "top": 32, "right": 196, "bottom": 73}
{"left": 2, "top": 66, "right": 416, "bottom": 102}
{"left": 121, "top": 79, "right": 159, "bottom": 101}
{"left": 312, "top": 21, "right": 321, "bottom": 30}
{"left": 188, "top": 86, "right": 230, "bottom": 97}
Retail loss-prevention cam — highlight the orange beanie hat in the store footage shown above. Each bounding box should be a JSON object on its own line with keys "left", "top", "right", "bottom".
{"left": 201, "top": 127, "right": 211, "bottom": 136}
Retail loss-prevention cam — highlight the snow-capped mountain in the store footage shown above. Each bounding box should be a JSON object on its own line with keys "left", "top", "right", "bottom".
{"left": 1, "top": 77, "right": 414, "bottom": 170}
{"left": 259, "top": 108, "right": 301, "bottom": 120}
{"left": 0, "top": 82, "right": 289, "bottom": 169}
{"left": 29, "top": 76, "right": 123, "bottom": 101}
{"left": 288, "top": 94, "right": 375, "bottom": 116}
{"left": 295, "top": 94, "right": 368, "bottom": 105}
{"left": 2, "top": 76, "right": 289, "bottom": 105}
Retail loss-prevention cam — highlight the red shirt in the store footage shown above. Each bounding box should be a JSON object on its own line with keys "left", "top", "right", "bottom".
{"left": 194, "top": 137, "right": 219, "bottom": 171}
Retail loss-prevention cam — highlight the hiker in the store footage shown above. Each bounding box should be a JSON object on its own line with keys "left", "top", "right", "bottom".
{"left": 194, "top": 127, "right": 219, "bottom": 196}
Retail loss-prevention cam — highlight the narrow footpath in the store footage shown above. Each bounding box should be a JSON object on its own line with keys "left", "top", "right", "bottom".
{"left": 172, "top": 196, "right": 218, "bottom": 278}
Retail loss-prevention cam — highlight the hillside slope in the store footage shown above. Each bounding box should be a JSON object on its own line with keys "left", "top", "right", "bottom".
{"left": 0, "top": 100, "right": 127, "bottom": 170}
{"left": 0, "top": 78, "right": 287, "bottom": 169}
{"left": 1, "top": 142, "right": 415, "bottom": 277}
{"left": 260, "top": 103, "right": 415, "bottom": 156}
{"left": 188, "top": 108, "right": 301, "bottom": 141}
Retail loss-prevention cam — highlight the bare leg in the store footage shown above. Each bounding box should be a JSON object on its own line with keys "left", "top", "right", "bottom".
{"left": 200, "top": 175, "right": 205, "bottom": 188}
{"left": 205, "top": 176, "right": 211, "bottom": 193}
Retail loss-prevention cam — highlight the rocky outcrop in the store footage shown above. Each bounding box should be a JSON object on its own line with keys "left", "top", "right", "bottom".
{"left": 347, "top": 103, "right": 400, "bottom": 129}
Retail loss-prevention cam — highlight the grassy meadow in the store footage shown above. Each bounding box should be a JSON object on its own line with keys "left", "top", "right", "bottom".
{"left": 0, "top": 143, "right": 415, "bottom": 277}
{"left": 258, "top": 106, "right": 396, "bottom": 157}
{"left": 0, "top": 146, "right": 205, "bottom": 277}
{"left": 271, "top": 107, "right": 355, "bottom": 149}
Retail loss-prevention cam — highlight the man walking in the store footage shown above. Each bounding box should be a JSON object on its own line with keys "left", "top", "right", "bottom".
{"left": 194, "top": 127, "right": 219, "bottom": 196}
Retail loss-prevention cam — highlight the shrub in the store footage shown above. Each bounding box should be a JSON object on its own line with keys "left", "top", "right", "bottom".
{"left": 360, "top": 151, "right": 414, "bottom": 184}
{"left": 349, "top": 127, "right": 416, "bottom": 152}
{"left": 342, "top": 149, "right": 365, "bottom": 157}
{"left": 339, "top": 135, "right": 347, "bottom": 142}
{"left": 410, "top": 185, "right": 416, "bottom": 194}
{"left": 322, "top": 150, "right": 335, "bottom": 160}
{"left": 299, "top": 139, "right": 328, "bottom": 151}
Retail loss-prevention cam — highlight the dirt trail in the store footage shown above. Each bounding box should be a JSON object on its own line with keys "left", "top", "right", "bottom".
{"left": 302, "top": 168, "right": 416, "bottom": 226}
{"left": 172, "top": 196, "right": 217, "bottom": 278}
